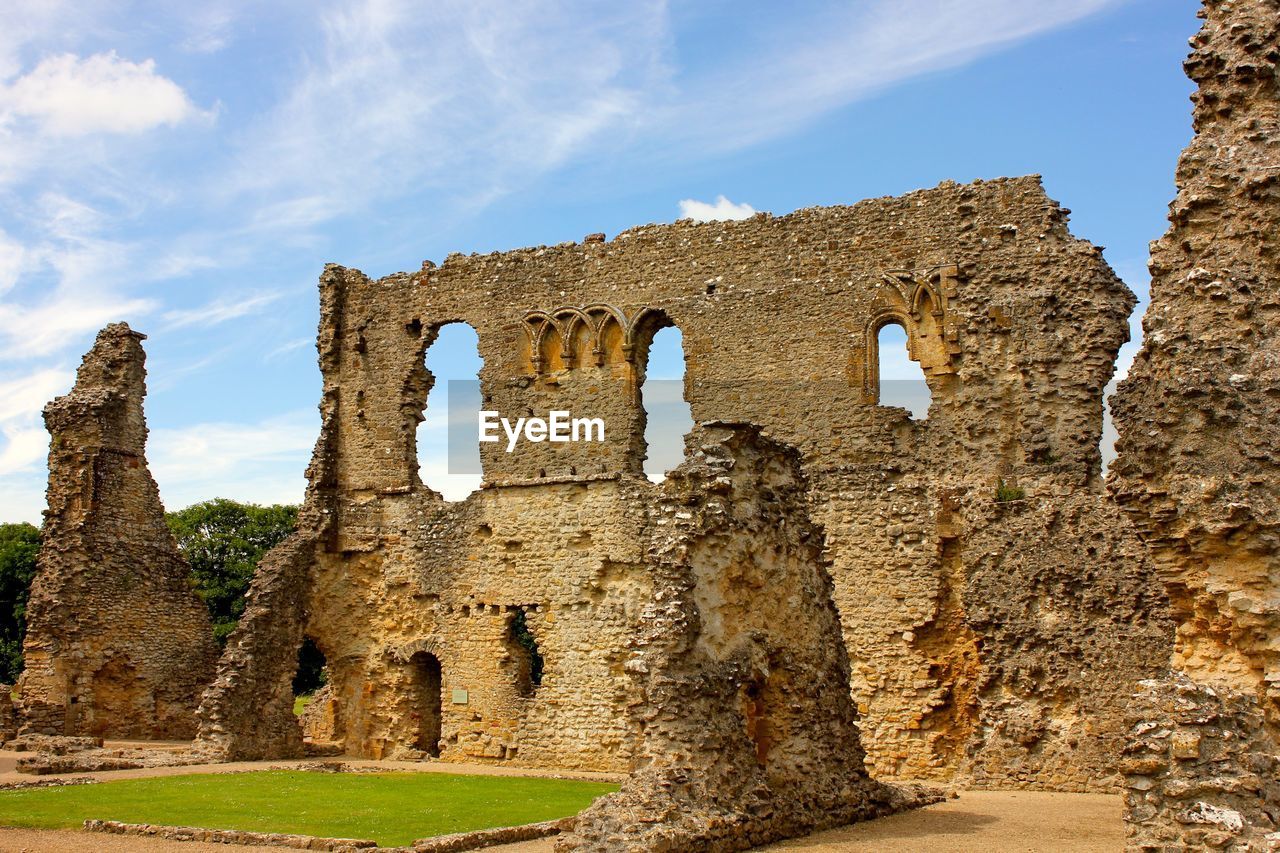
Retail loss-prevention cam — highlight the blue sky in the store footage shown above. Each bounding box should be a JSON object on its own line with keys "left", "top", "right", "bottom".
{"left": 0, "top": 0, "right": 1201, "bottom": 521}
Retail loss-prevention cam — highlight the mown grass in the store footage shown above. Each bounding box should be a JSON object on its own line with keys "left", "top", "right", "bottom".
{"left": 0, "top": 770, "right": 617, "bottom": 846}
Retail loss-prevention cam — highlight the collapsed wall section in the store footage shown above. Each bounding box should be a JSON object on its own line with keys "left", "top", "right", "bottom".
{"left": 18, "top": 323, "right": 216, "bottom": 739}
{"left": 559, "top": 424, "right": 934, "bottom": 852}
{"left": 1109, "top": 0, "right": 1280, "bottom": 847}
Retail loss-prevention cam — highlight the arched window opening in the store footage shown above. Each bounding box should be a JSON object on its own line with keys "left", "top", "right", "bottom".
{"left": 292, "top": 636, "right": 327, "bottom": 713}
{"left": 418, "top": 322, "right": 483, "bottom": 500}
{"left": 639, "top": 324, "right": 694, "bottom": 481}
{"left": 877, "top": 322, "right": 932, "bottom": 420}
{"left": 408, "top": 651, "right": 443, "bottom": 756}
{"left": 508, "top": 609, "right": 544, "bottom": 698}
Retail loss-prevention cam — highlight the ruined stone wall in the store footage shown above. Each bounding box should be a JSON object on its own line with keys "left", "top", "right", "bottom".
{"left": 203, "top": 174, "right": 1171, "bottom": 791}
{"left": 18, "top": 324, "right": 216, "bottom": 740}
{"left": 1110, "top": 0, "right": 1280, "bottom": 725}
{"left": 561, "top": 424, "right": 931, "bottom": 852}
{"left": 1109, "top": 0, "right": 1280, "bottom": 847}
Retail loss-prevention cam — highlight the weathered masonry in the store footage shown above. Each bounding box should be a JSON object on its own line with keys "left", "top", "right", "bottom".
{"left": 19, "top": 324, "right": 217, "bottom": 739}
{"left": 198, "top": 174, "right": 1171, "bottom": 796}
{"left": 1111, "top": 0, "right": 1280, "bottom": 847}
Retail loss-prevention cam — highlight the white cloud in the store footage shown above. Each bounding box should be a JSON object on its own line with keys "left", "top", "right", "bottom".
{"left": 0, "top": 284, "right": 155, "bottom": 360}
{"left": 678, "top": 195, "right": 756, "bottom": 222}
{"left": 162, "top": 291, "right": 283, "bottom": 330}
{"left": 0, "top": 427, "right": 48, "bottom": 478}
{"left": 0, "top": 367, "right": 74, "bottom": 428}
{"left": 265, "top": 337, "right": 312, "bottom": 361}
{"left": 0, "top": 367, "right": 72, "bottom": 507}
{"left": 149, "top": 410, "right": 318, "bottom": 510}
{"left": 221, "top": 0, "right": 665, "bottom": 225}
{"left": 0, "top": 51, "right": 203, "bottom": 137}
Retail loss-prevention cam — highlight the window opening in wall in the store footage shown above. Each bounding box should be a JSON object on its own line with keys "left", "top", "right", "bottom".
{"left": 508, "top": 609, "right": 544, "bottom": 697}
{"left": 640, "top": 325, "right": 694, "bottom": 481}
{"left": 877, "top": 322, "right": 931, "bottom": 420}
{"left": 418, "top": 322, "right": 484, "bottom": 500}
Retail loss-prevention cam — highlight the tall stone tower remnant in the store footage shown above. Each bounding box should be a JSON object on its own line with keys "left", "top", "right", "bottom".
{"left": 18, "top": 323, "right": 216, "bottom": 739}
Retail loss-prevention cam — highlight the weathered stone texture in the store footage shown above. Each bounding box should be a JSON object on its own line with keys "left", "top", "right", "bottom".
{"left": 559, "top": 424, "right": 930, "bottom": 852}
{"left": 198, "top": 171, "right": 1171, "bottom": 801}
{"left": 17, "top": 324, "right": 216, "bottom": 739}
{"left": 1109, "top": 0, "right": 1280, "bottom": 848}
{"left": 0, "top": 686, "right": 15, "bottom": 743}
{"left": 1110, "top": 0, "right": 1280, "bottom": 716}
{"left": 1123, "top": 676, "right": 1280, "bottom": 851}
{"left": 196, "top": 533, "right": 316, "bottom": 759}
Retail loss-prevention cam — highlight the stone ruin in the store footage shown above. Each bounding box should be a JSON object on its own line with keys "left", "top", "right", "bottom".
{"left": 1109, "top": 0, "right": 1280, "bottom": 848}
{"left": 9, "top": 0, "right": 1278, "bottom": 849}
{"left": 189, "top": 167, "right": 1171, "bottom": 805}
{"left": 17, "top": 324, "right": 216, "bottom": 740}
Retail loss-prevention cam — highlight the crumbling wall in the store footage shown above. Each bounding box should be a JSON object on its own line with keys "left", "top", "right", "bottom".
{"left": 207, "top": 176, "right": 1169, "bottom": 792}
{"left": 195, "top": 533, "right": 316, "bottom": 759}
{"left": 1109, "top": 0, "right": 1280, "bottom": 847}
{"left": 559, "top": 424, "right": 932, "bottom": 852}
{"left": 18, "top": 324, "right": 216, "bottom": 740}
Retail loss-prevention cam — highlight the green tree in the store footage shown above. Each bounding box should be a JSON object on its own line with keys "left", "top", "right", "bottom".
{"left": 166, "top": 499, "right": 297, "bottom": 647}
{"left": 0, "top": 522, "right": 40, "bottom": 683}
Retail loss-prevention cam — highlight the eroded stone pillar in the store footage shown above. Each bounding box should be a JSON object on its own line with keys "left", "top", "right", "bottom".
{"left": 1109, "top": 0, "right": 1280, "bottom": 847}
{"left": 559, "top": 424, "right": 935, "bottom": 852}
{"left": 18, "top": 323, "right": 217, "bottom": 740}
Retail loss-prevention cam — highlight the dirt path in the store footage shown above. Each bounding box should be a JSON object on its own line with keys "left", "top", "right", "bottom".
{"left": 485, "top": 790, "right": 1123, "bottom": 853}
{"left": 0, "top": 828, "right": 282, "bottom": 852}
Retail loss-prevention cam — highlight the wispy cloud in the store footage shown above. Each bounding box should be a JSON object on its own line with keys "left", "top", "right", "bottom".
{"left": 265, "top": 337, "right": 312, "bottom": 361}
{"left": 149, "top": 410, "right": 318, "bottom": 510}
{"left": 0, "top": 366, "right": 73, "bottom": 480}
{"left": 678, "top": 195, "right": 756, "bottom": 222}
{"left": 162, "top": 291, "right": 283, "bottom": 330}
{"left": 661, "top": 0, "right": 1125, "bottom": 153}
{"left": 0, "top": 195, "right": 158, "bottom": 361}
{"left": 221, "top": 0, "right": 667, "bottom": 225}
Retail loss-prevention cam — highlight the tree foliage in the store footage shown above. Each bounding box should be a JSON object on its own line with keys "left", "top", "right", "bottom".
{"left": 0, "top": 522, "right": 40, "bottom": 683}
{"left": 165, "top": 499, "right": 297, "bottom": 647}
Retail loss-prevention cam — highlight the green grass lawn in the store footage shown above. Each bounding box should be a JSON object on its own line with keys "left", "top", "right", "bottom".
{"left": 0, "top": 770, "right": 617, "bottom": 846}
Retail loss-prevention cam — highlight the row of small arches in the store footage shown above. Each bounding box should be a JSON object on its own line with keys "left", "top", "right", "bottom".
{"left": 522, "top": 305, "right": 669, "bottom": 374}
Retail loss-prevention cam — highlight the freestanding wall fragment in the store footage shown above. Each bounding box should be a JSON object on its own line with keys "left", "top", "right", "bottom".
{"left": 18, "top": 323, "right": 217, "bottom": 739}
{"left": 1109, "top": 0, "right": 1280, "bottom": 848}
{"left": 559, "top": 424, "right": 932, "bottom": 852}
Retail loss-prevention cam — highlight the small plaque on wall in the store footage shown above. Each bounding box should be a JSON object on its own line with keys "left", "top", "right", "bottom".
{"left": 451, "top": 689, "right": 469, "bottom": 705}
